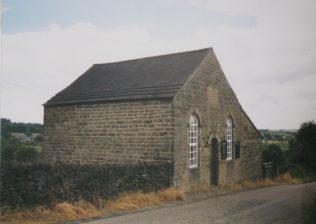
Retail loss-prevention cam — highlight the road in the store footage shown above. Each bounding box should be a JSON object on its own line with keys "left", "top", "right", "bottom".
{"left": 85, "top": 182, "right": 316, "bottom": 224}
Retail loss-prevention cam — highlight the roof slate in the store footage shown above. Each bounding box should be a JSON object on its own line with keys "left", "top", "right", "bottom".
{"left": 45, "top": 48, "right": 211, "bottom": 106}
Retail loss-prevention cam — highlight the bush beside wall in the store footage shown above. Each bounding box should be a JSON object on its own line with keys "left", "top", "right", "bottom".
{"left": 0, "top": 161, "right": 173, "bottom": 210}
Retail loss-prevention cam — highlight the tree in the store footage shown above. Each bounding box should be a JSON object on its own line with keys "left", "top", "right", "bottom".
{"left": 262, "top": 144, "right": 285, "bottom": 165}
{"left": 263, "top": 133, "right": 272, "bottom": 140}
{"left": 1, "top": 118, "right": 42, "bottom": 161}
{"left": 274, "top": 134, "right": 283, "bottom": 141}
{"left": 35, "top": 134, "right": 44, "bottom": 142}
{"left": 287, "top": 121, "right": 316, "bottom": 171}
{"left": 1, "top": 137, "right": 21, "bottom": 160}
{"left": 24, "top": 127, "right": 32, "bottom": 137}
{"left": 14, "top": 145, "right": 39, "bottom": 162}
{"left": 1, "top": 118, "right": 12, "bottom": 139}
{"left": 1, "top": 139, "right": 39, "bottom": 161}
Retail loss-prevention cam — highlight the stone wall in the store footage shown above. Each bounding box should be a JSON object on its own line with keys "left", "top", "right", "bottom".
{"left": 239, "top": 109, "right": 262, "bottom": 180}
{"left": 42, "top": 99, "right": 174, "bottom": 164}
{"left": 0, "top": 161, "right": 173, "bottom": 210}
{"left": 173, "top": 49, "right": 261, "bottom": 189}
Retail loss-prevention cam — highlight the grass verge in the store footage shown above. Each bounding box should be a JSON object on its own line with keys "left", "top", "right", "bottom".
{"left": 0, "top": 173, "right": 305, "bottom": 224}
{"left": 0, "top": 188, "right": 185, "bottom": 224}
{"left": 221, "top": 172, "right": 302, "bottom": 191}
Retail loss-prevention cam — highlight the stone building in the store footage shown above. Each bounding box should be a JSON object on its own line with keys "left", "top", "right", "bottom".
{"left": 43, "top": 48, "right": 262, "bottom": 189}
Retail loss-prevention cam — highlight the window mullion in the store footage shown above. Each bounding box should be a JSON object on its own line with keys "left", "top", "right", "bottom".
{"left": 189, "top": 115, "right": 199, "bottom": 168}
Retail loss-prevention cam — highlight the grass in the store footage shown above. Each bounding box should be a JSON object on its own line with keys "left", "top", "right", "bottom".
{"left": 262, "top": 141, "right": 289, "bottom": 151}
{"left": 105, "top": 188, "right": 185, "bottom": 212}
{"left": 0, "top": 173, "right": 304, "bottom": 224}
{"left": 0, "top": 188, "right": 185, "bottom": 224}
{"left": 33, "top": 145, "right": 43, "bottom": 153}
{"left": 221, "top": 172, "right": 302, "bottom": 191}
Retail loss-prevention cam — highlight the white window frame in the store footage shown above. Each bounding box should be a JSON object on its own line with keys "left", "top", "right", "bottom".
{"left": 189, "top": 114, "right": 199, "bottom": 168}
{"left": 227, "top": 117, "right": 233, "bottom": 160}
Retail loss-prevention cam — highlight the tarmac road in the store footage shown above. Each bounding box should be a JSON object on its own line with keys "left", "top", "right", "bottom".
{"left": 84, "top": 182, "right": 316, "bottom": 224}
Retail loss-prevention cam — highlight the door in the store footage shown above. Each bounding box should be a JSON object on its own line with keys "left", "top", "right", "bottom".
{"left": 210, "top": 138, "right": 219, "bottom": 185}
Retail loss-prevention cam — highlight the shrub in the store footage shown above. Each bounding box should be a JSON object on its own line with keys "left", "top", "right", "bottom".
{"left": 262, "top": 144, "right": 285, "bottom": 165}
{"left": 287, "top": 121, "right": 316, "bottom": 172}
{"left": 279, "top": 163, "right": 304, "bottom": 178}
{"left": 14, "top": 145, "right": 39, "bottom": 162}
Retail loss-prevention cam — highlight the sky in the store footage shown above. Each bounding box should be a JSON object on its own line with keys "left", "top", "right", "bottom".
{"left": 1, "top": 0, "right": 315, "bottom": 129}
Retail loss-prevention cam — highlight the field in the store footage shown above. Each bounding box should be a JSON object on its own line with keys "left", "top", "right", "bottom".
{"left": 259, "top": 129, "right": 296, "bottom": 151}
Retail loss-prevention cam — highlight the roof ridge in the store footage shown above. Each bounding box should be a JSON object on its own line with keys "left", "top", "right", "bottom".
{"left": 93, "top": 47, "right": 212, "bottom": 66}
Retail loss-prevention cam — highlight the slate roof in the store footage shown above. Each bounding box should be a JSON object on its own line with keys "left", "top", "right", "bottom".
{"left": 45, "top": 48, "right": 211, "bottom": 106}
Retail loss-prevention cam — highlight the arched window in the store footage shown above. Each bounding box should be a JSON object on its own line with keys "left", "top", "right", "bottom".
{"left": 189, "top": 114, "right": 199, "bottom": 168}
{"left": 227, "top": 117, "right": 233, "bottom": 160}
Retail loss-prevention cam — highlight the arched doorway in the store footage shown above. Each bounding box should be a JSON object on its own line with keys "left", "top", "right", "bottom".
{"left": 210, "top": 138, "right": 219, "bottom": 185}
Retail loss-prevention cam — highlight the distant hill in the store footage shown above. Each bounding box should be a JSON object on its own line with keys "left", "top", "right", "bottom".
{"left": 259, "top": 129, "right": 297, "bottom": 141}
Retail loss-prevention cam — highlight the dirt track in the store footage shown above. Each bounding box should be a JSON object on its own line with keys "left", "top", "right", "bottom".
{"left": 85, "top": 182, "right": 316, "bottom": 224}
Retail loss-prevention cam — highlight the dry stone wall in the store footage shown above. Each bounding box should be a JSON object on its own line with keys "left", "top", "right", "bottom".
{"left": 0, "top": 161, "right": 173, "bottom": 211}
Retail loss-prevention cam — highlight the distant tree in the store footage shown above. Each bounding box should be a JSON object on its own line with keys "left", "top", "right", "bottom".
{"left": 262, "top": 144, "right": 285, "bottom": 165}
{"left": 287, "top": 121, "right": 316, "bottom": 171}
{"left": 8, "top": 120, "right": 43, "bottom": 133}
{"left": 24, "top": 127, "right": 32, "bottom": 137}
{"left": 35, "top": 134, "right": 44, "bottom": 142}
{"left": 11, "top": 122, "right": 26, "bottom": 132}
{"left": 1, "top": 136, "right": 21, "bottom": 159}
{"left": 274, "top": 134, "right": 283, "bottom": 141}
{"left": 1, "top": 138, "right": 15, "bottom": 160}
{"left": 263, "top": 133, "right": 272, "bottom": 140}
{"left": 1, "top": 118, "right": 42, "bottom": 161}
{"left": 1, "top": 118, "right": 12, "bottom": 139}
{"left": 27, "top": 123, "right": 43, "bottom": 133}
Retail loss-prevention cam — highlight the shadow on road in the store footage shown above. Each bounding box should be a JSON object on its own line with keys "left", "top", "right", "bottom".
{"left": 301, "top": 183, "right": 316, "bottom": 224}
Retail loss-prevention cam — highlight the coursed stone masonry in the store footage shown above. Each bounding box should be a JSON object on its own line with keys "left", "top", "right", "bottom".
{"left": 173, "top": 50, "right": 261, "bottom": 189}
{"left": 43, "top": 100, "right": 174, "bottom": 164}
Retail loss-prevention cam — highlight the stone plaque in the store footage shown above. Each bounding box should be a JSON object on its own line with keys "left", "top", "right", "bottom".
{"left": 207, "top": 87, "right": 219, "bottom": 106}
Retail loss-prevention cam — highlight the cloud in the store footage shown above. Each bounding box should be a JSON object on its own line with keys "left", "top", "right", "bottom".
{"left": 2, "top": 1, "right": 316, "bottom": 128}
{"left": 1, "top": 23, "right": 154, "bottom": 122}
{"left": 174, "top": 0, "right": 262, "bottom": 15}
{"left": 1, "top": 5, "right": 11, "bottom": 14}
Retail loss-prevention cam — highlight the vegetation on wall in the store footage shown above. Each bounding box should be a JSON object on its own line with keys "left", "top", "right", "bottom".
{"left": 0, "top": 162, "right": 173, "bottom": 210}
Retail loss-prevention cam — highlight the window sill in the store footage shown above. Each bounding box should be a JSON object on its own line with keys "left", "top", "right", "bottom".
{"left": 220, "top": 160, "right": 234, "bottom": 164}
{"left": 189, "top": 166, "right": 199, "bottom": 170}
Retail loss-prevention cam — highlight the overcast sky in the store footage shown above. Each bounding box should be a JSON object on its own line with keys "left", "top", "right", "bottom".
{"left": 1, "top": 0, "right": 315, "bottom": 129}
